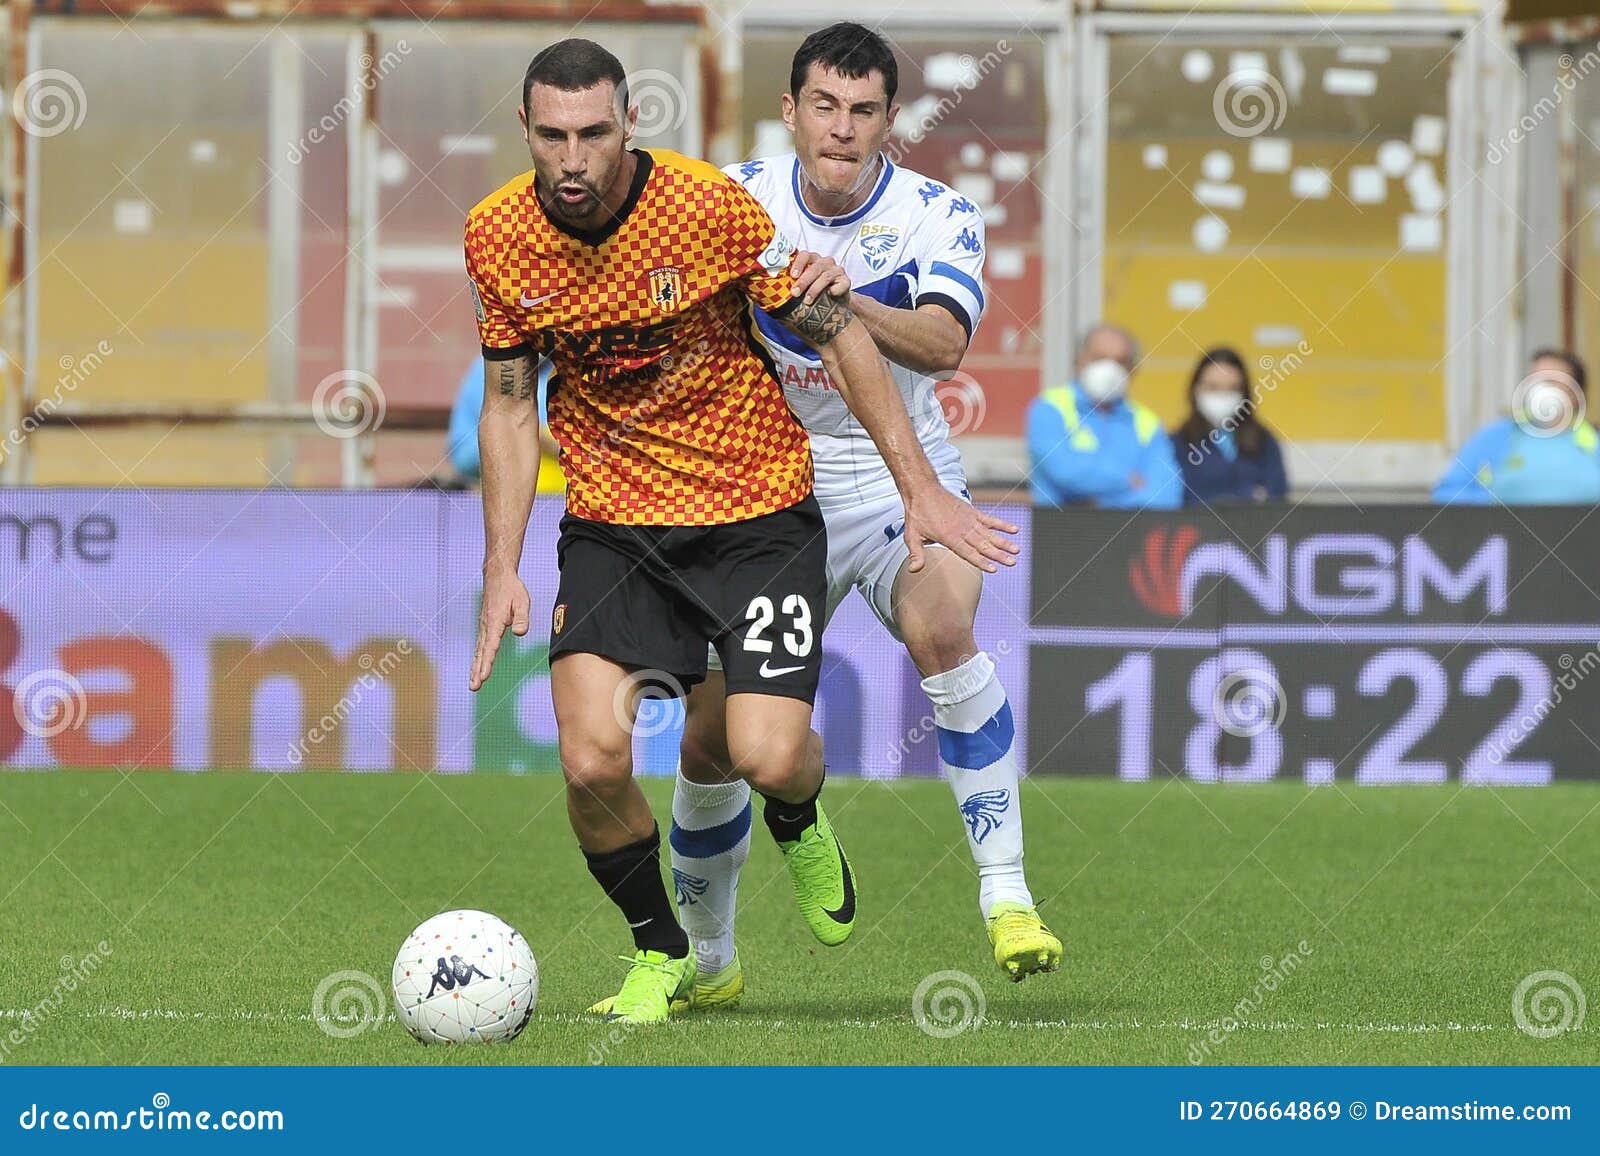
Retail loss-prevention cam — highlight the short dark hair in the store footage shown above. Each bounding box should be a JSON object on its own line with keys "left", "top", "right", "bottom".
{"left": 789, "top": 22, "right": 898, "bottom": 105}
{"left": 523, "top": 38, "right": 627, "bottom": 116}
{"left": 1530, "top": 347, "right": 1588, "bottom": 395}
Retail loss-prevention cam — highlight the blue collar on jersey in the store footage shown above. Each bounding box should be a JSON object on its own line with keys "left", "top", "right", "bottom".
{"left": 789, "top": 154, "right": 896, "bottom": 228}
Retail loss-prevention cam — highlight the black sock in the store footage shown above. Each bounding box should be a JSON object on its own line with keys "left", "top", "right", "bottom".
{"left": 582, "top": 826, "right": 689, "bottom": 957}
{"left": 760, "top": 770, "right": 824, "bottom": 844}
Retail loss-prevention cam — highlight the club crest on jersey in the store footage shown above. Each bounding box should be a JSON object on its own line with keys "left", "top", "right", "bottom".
{"left": 857, "top": 223, "right": 902, "bottom": 272}
{"left": 646, "top": 266, "right": 682, "bottom": 313}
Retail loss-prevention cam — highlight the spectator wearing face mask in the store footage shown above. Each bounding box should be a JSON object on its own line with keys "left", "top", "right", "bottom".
{"left": 1434, "top": 349, "right": 1600, "bottom": 505}
{"left": 1174, "top": 348, "right": 1288, "bottom": 505}
{"left": 1028, "top": 324, "right": 1181, "bottom": 509}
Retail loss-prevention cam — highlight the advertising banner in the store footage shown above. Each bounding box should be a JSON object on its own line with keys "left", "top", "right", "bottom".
{"left": 1028, "top": 506, "right": 1600, "bottom": 782}
{"left": 0, "top": 489, "right": 1029, "bottom": 777}
{"left": 8, "top": 492, "right": 1598, "bottom": 781}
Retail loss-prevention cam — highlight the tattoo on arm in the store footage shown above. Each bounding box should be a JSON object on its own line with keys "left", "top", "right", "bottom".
{"left": 779, "top": 292, "right": 854, "bottom": 346}
{"left": 495, "top": 359, "right": 536, "bottom": 401}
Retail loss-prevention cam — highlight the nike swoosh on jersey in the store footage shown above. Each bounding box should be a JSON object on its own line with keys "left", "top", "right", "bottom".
{"left": 519, "top": 290, "right": 562, "bottom": 308}
{"left": 759, "top": 660, "right": 806, "bottom": 678}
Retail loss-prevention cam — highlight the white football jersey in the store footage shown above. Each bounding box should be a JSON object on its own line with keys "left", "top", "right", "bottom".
{"left": 725, "top": 153, "right": 986, "bottom": 505}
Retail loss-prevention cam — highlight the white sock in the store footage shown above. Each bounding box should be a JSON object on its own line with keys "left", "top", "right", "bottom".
{"left": 668, "top": 773, "right": 751, "bottom": 975}
{"left": 922, "top": 651, "right": 1033, "bottom": 917}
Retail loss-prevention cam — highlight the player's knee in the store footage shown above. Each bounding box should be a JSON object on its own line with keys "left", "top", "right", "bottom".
{"left": 902, "top": 618, "right": 980, "bottom": 677}
{"left": 731, "top": 730, "right": 812, "bottom": 798}
{"left": 560, "top": 733, "right": 632, "bottom": 798}
{"left": 679, "top": 722, "right": 734, "bottom": 780}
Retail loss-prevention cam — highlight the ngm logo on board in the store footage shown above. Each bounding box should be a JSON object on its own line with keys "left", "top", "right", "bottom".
{"left": 1110, "top": 523, "right": 1511, "bottom": 624}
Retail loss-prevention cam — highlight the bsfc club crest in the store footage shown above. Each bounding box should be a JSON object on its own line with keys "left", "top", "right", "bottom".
{"left": 647, "top": 266, "right": 682, "bottom": 313}
{"left": 857, "top": 223, "right": 901, "bottom": 272}
{"left": 552, "top": 603, "right": 567, "bottom": 635}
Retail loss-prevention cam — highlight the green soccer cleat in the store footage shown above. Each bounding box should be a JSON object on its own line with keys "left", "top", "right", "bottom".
{"left": 670, "top": 953, "right": 744, "bottom": 1014}
{"left": 584, "top": 948, "right": 696, "bottom": 1025}
{"left": 776, "top": 802, "right": 856, "bottom": 947}
{"left": 986, "top": 901, "right": 1063, "bottom": 982}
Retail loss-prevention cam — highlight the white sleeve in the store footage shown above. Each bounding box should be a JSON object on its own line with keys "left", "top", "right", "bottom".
{"left": 912, "top": 190, "right": 987, "bottom": 340}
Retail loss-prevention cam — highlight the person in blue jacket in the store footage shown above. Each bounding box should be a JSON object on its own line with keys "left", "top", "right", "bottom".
{"left": 1434, "top": 349, "right": 1600, "bottom": 505}
{"left": 1173, "top": 347, "right": 1289, "bottom": 505}
{"left": 448, "top": 355, "right": 563, "bottom": 491}
{"left": 1027, "top": 324, "right": 1181, "bottom": 509}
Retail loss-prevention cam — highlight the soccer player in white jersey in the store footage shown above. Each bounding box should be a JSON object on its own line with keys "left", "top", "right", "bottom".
{"left": 666, "top": 22, "right": 1061, "bottom": 1010}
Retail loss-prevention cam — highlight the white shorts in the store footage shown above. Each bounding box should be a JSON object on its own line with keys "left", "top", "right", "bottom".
{"left": 706, "top": 466, "right": 970, "bottom": 670}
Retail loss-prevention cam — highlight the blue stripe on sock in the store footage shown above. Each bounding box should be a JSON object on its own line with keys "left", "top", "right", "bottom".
{"left": 669, "top": 801, "right": 752, "bottom": 858}
{"left": 936, "top": 701, "right": 1015, "bottom": 771}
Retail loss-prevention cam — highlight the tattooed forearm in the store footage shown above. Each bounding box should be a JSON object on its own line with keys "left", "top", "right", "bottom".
{"left": 495, "top": 358, "right": 536, "bottom": 400}
{"left": 779, "top": 292, "right": 854, "bottom": 347}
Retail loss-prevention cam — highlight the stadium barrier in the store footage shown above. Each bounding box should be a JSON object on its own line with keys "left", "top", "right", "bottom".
{"left": 4, "top": 490, "right": 1598, "bottom": 781}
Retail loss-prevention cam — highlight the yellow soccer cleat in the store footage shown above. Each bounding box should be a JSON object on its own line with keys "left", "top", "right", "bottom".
{"left": 583, "top": 948, "right": 696, "bottom": 1025}
{"left": 589, "top": 952, "right": 742, "bottom": 1018}
{"left": 669, "top": 954, "right": 744, "bottom": 1014}
{"left": 986, "top": 902, "right": 1063, "bottom": 982}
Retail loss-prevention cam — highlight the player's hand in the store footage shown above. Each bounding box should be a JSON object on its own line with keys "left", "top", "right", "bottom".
{"left": 790, "top": 250, "right": 851, "bottom": 305}
{"left": 902, "top": 486, "right": 1021, "bottom": 575}
{"left": 470, "top": 569, "right": 531, "bottom": 691}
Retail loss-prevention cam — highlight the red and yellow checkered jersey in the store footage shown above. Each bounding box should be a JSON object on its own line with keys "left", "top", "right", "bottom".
{"left": 464, "top": 148, "right": 812, "bottom": 526}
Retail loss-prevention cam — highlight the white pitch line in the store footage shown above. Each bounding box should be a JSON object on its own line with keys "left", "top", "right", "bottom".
{"left": 0, "top": 1007, "right": 1534, "bottom": 1036}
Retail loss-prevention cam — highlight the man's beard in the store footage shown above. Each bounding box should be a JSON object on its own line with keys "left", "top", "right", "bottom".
{"left": 537, "top": 175, "right": 604, "bottom": 224}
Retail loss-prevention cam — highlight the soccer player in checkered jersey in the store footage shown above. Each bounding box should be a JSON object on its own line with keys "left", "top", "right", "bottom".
{"left": 666, "top": 23, "right": 1062, "bottom": 1011}
{"left": 465, "top": 38, "right": 1018, "bottom": 1025}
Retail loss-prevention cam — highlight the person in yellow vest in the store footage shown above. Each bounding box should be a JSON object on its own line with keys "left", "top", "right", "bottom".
{"left": 1434, "top": 349, "right": 1600, "bottom": 505}
{"left": 1027, "top": 324, "right": 1181, "bottom": 508}
{"left": 448, "top": 355, "right": 565, "bottom": 493}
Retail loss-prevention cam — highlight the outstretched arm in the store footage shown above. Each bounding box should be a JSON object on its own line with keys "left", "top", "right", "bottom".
{"left": 773, "top": 292, "right": 1018, "bottom": 573}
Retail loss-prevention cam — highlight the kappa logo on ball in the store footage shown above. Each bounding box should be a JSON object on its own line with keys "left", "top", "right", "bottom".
{"left": 424, "top": 954, "right": 490, "bottom": 998}
{"left": 552, "top": 603, "right": 566, "bottom": 635}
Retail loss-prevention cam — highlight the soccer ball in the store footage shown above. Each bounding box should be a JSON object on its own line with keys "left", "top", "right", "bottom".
{"left": 391, "top": 909, "right": 538, "bottom": 1044}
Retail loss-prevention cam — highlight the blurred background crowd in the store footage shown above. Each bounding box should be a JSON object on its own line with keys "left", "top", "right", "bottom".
{"left": 2, "top": 0, "right": 1597, "bottom": 510}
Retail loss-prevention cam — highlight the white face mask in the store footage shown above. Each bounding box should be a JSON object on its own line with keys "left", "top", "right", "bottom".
{"left": 1196, "top": 391, "right": 1246, "bottom": 428}
{"left": 1080, "top": 358, "right": 1130, "bottom": 404}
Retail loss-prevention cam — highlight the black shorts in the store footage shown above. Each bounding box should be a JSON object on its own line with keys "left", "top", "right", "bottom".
{"left": 548, "top": 495, "right": 828, "bottom": 702}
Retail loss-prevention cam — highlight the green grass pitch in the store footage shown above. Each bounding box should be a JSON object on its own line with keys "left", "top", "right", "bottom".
{"left": 0, "top": 771, "right": 1594, "bottom": 1065}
